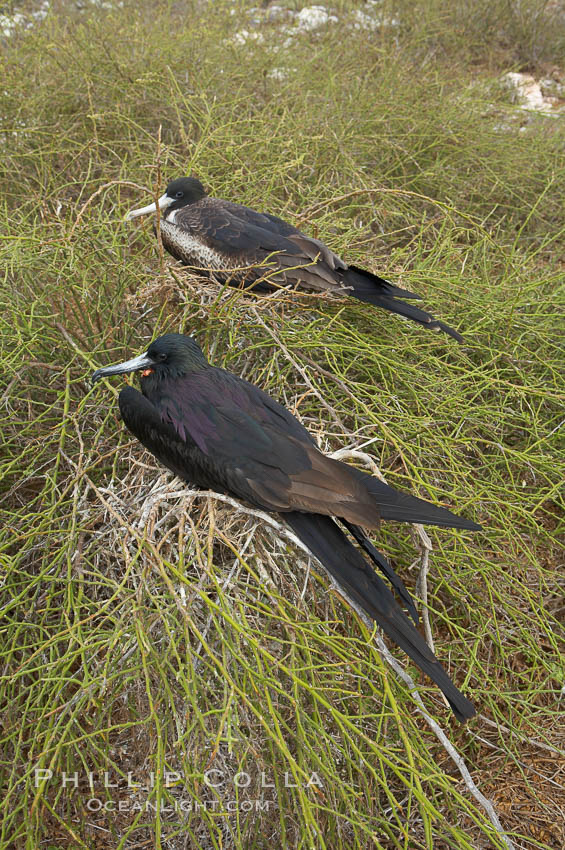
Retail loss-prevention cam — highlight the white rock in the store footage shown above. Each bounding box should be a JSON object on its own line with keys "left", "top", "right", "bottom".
{"left": 351, "top": 9, "right": 379, "bottom": 31}
{"left": 295, "top": 6, "right": 338, "bottom": 32}
{"left": 540, "top": 77, "right": 565, "bottom": 99}
{"left": 0, "top": 12, "right": 26, "bottom": 36}
{"left": 350, "top": 8, "right": 400, "bottom": 30}
{"left": 503, "top": 71, "right": 563, "bottom": 115}
{"left": 267, "top": 67, "right": 290, "bottom": 81}
{"left": 232, "top": 28, "right": 265, "bottom": 46}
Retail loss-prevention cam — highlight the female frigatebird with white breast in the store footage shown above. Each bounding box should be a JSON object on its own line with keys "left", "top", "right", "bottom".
{"left": 126, "top": 178, "right": 463, "bottom": 342}
{"left": 92, "top": 333, "right": 479, "bottom": 721}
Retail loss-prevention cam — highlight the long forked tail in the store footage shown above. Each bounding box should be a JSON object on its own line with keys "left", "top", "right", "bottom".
{"left": 341, "top": 519, "right": 419, "bottom": 625}
{"left": 285, "top": 511, "right": 475, "bottom": 723}
{"left": 345, "top": 266, "right": 463, "bottom": 343}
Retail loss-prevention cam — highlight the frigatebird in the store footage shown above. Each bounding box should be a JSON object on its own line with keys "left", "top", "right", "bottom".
{"left": 92, "top": 333, "right": 479, "bottom": 721}
{"left": 126, "top": 178, "right": 463, "bottom": 342}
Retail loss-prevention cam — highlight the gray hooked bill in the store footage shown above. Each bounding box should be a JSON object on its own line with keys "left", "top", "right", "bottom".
{"left": 91, "top": 352, "right": 153, "bottom": 383}
{"left": 125, "top": 193, "right": 173, "bottom": 221}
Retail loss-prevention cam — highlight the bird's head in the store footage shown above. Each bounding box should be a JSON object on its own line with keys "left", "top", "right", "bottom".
{"left": 125, "top": 177, "right": 207, "bottom": 220}
{"left": 92, "top": 334, "right": 208, "bottom": 384}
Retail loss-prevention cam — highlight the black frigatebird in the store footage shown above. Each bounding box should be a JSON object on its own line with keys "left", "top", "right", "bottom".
{"left": 92, "top": 334, "right": 479, "bottom": 721}
{"left": 125, "top": 178, "right": 463, "bottom": 342}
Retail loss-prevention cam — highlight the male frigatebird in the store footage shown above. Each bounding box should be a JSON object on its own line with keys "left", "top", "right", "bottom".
{"left": 126, "top": 178, "right": 463, "bottom": 342}
{"left": 92, "top": 334, "right": 479, "bottom": 721}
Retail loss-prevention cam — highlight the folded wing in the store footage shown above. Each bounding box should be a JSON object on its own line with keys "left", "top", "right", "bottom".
{"left": 169, "top": 200, "right": 462, "bottom": 339}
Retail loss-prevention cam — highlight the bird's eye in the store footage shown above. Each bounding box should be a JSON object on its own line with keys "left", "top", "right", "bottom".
{"left": 175, "top": 191, "right": 183, "bottom": 198}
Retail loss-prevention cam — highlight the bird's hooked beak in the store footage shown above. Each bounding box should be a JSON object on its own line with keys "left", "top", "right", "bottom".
{"left": 91, "top": 352, "right": 154, "bottom": 384}
{"left": 125, "top": 193, "right": 173, "bottom": 221}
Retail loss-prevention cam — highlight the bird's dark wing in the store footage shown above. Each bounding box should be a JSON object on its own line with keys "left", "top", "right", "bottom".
{"left": 216, "top": 199, "right": 300, "bottom": 238}
{"left": 120, "top": 370, "right": 380, "bottom": 524}
{"left": 171, "top": 199, "right": 351, "bottom": 292}
{"left": 118, "top": 382, "right": 419, "bottom": 615}
{"left": 118, "top": 382, "right": 305, "bottom": 504}
{"left": 121, "top": 368, "right": 479, "bottom": 532}
{"left": 211, "top": 201, "right": 350, "bottom": 273}
{"left": 118, "top": 385, "right": 208, "bottom": 484}
{"left": 170, "top": 199, "right": 462, "bottom": 340}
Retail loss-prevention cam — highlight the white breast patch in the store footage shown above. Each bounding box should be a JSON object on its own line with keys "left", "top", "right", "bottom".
{"left": 161, "top": 220, "right": 225, "bottom": 270}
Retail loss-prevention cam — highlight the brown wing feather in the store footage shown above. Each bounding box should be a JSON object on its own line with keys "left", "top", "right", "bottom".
{"left": 267, "top": 442, "right": 381, "bottom": 527}
{"left": 168, "top": 199, "right": 355, "bottom": 294}
{"left": 287, "top": 233, "right": 348, "bottom": 272}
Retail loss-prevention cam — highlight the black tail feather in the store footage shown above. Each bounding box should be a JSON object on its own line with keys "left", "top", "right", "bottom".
{"left": 352, "top": 474, "right": 482, "bottom": 531}
{"left": 344, "top": 267, "right": 463, "bottom": 343}
{"left": 347, "top": 265, "right": 422, "bottom": 300}
{"left": 285, "top": 512, "right": 475, "bottom": 723}
{"left": 341, "top": 519, "right": 419, "bottom": 625}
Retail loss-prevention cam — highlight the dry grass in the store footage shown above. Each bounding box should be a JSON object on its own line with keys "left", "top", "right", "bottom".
{"left": 0, "top": 1, "right": 564, "bottom": 848}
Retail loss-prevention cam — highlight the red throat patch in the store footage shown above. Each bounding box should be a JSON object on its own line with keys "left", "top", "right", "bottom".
{"left": 141, "top": 368, "right": 154, "bottom": 377}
